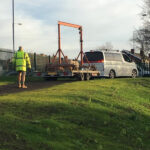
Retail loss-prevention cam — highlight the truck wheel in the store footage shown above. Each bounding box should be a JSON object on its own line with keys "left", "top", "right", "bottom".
{"left": 132, "top": 69, "right": 137, "bottom": 78}
{"left": 53, "top": 77, "right": 57, "bottom": 81}
{"left": 85, "top": 73, "right": 91, "bottom": 81}
{"left": 79, "top": 73, "right": 84, "bottom": 81}
{"left": 44, "top": 77, "right": 57, "bottom": 81}
{"left": 44, "top": 77, "right": 50, "bottom": 81}
{"left": 109, "top": 70, "right": 115, "bottom": 79}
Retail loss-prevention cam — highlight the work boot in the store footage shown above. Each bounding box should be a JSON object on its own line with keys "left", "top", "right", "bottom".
{"left": 22, "top": 85, "right": 27, "bottom": 89}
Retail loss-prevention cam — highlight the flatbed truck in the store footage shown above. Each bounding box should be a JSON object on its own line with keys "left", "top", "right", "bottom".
{"left": 44, "top": 21, "right": 100, "bottom": 81}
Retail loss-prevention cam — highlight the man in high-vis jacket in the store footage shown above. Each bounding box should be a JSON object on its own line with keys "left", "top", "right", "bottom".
{"left": 13, "top": 46, "right": 31, "bottom": 88}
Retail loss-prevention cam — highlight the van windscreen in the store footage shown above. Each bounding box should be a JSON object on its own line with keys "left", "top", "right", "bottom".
{"left": 84, "top": 52, "right": 104, "bottom": 63}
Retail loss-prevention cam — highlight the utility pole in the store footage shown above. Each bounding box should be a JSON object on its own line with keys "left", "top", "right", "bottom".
{"left": 12, "top": 0, "right": 15, "bottom": 53}
{"left": 132, "top": 30, "right": 135, "bottom": 50}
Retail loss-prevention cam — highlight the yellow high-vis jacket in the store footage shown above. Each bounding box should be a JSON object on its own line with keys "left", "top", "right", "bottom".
{"left": 13, "top": 50, "right": 31, "bottom": 72}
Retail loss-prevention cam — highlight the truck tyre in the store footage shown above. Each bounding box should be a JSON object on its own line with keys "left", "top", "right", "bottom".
{"left": 79, "top": 73, "right": 84, "bottom": 81}
{"left": 44, "top": 77, "right": 50, "bottom": 81}
{"left": 53, "top": 77, "right": 57, "bottom": 81}
{"left": 44, "top": 77, "right": 57, "bottom": 81}
{"left": 132, "top": 69, "right": 137, "bottom": 78}
{"left": 109, "top": 70, "right": 115, "bottom": 79}
{"left": 85, "top": 73, "right": 91, "bottom": 81}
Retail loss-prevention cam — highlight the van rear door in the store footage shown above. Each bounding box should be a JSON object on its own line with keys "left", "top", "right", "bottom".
{"left": 83, "top": 51, "right": 104, "bottom": 76}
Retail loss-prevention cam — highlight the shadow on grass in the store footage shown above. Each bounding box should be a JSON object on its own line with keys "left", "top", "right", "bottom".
{"left": 124, "top": 78, "right": 150, "bottom": 88}
{"left": 0, "top": 80, "right": 73, "bottom": 96}
{"left": 0, "top": 99, "right": 150, "bottom": 150}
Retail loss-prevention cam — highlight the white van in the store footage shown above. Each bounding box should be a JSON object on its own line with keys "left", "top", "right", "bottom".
{"left": 83, "top": 50, "right": 138, "bottom": 78}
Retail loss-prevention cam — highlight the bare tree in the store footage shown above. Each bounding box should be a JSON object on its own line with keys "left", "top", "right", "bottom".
{"left": 143, "top": 0, "right": 150, "bottom": 18}
{"left": 133, "top": 0, "right": 150, "bottom": 58}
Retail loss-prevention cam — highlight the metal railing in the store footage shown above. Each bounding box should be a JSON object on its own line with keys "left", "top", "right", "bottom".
{"left": 137, "top": 62, "right": 150, "bottom": 77}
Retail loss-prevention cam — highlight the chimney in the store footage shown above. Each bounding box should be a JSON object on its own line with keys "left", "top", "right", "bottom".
{"left": 131, "top": 49, "right": 134, "bottom": 54}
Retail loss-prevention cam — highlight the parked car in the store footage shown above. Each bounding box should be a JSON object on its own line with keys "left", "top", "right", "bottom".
{"left": 83, "top": 50, "right": 138, "bottom": 78}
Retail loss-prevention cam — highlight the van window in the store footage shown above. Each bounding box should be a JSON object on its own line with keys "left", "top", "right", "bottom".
{"left": 104, "top": 53, "right": 122, "bottom": 61}
{"left": 122, "top": 54, "right": 132, "bottom": 62}
{"left": 84, "top": 52, "right": 104, "bottom": 62}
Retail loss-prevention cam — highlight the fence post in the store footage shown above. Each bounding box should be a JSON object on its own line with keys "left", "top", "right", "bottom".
{"left": 34, "top": 53, "right": 37, "bottom": 71}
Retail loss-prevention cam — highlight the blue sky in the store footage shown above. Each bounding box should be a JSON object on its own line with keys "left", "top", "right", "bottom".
{"left": 0, "top": 0, "right": 142, "bottom": 57}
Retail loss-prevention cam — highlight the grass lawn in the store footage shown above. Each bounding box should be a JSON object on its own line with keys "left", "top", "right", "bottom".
{"left": 0, "top": 77, "right": 150, "bottom": 150}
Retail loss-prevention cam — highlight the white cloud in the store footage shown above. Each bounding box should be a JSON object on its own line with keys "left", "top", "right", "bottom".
{"left": 14, "top": 16, "right": 57, "bottom": 54}
{"left": 0, "top": 0, "right": 142, "bottom": 58}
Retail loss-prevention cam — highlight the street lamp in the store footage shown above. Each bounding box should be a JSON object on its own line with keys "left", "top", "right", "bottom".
{"left": 12, "top": 0, "right": 15, "bottom": 53}
{"left": 12, "top": 0, "right": 22, "bottom": 53}
{"left": 132, "top": 30, "right": 135, "bottom": 50}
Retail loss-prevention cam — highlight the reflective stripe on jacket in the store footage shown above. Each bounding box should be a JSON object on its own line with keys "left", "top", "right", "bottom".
{"left": 13, "top": 50, "right": 31, "bottom": 71}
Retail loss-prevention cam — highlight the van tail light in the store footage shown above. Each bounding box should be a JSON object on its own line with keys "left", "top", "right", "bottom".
{"left": 87, "top": 60, "right": 104, "bottom": 63}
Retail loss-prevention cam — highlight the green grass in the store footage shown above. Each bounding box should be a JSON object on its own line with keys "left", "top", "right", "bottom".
{"left": 0, "top": 78, "right": 150, "bottom": 150}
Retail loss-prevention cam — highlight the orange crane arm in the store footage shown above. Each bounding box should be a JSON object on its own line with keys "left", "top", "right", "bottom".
{"left": 58, "top": 21, "right": 82, "bottom": 29}
{"left": 57, "top": 21, "right": 83, "bottom": 66}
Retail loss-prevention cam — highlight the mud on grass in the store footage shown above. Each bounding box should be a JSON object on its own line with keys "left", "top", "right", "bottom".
{"left": 0, "top": 80, "right": 72, "bottom": 95}
{"left": 0, "top": 76, "right": 73, "bottom": 95}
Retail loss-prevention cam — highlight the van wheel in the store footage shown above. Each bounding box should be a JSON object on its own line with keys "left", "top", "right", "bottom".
{"left": 85, "top": 73, "right": 91, "bottom": 81}
{"left": 109, "top": 70, "right": 115, "bottom": 79}
{"left": 132, "top": 69, "right": 137, "bottom": 78}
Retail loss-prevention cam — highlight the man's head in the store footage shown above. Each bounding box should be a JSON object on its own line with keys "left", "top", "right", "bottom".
{"left": 18, "top": 46, "right": 23, "bottom": 51}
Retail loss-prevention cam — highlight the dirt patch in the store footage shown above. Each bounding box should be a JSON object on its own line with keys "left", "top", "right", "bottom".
{"left": 0, "top": 81, "right": 72, "bottom": 96}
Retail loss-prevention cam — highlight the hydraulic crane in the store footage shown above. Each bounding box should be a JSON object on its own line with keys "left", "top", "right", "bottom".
{"left": 52, "top": 21, "right": 83, "bottom": 66}
{"left": 45, "top": 21, "right": 100, "bottom": 81}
